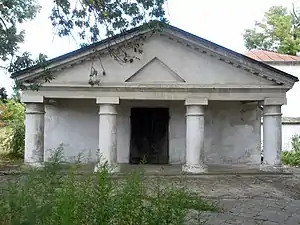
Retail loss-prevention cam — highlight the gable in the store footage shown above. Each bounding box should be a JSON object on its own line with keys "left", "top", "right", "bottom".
{"left": 45, "top": 35, "right": 278, "bottom": 87}
{"left": 11, "top": 23, "right": 298, "bottom": 89}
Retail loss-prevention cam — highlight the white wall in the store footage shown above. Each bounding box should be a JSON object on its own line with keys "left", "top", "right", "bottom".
{"left": 44, "top": 99, "right": 261, "bottom": 166}
{"left": 44, "top": 99, "right": 99, "bottom": 162}
{"left": 204, "top": 101, "right": 261, "bottom": 165}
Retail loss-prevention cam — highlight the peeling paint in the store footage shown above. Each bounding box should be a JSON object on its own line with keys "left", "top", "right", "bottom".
{"left": 43, "top": 99, "right": 261, "bottom": 166}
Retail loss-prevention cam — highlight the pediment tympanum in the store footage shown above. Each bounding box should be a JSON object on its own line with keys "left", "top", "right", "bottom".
{"left": 125, "top": 57, "right": 186, "bottom": 83}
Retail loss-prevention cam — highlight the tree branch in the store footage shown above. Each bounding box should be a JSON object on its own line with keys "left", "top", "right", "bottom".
{"left": 292, "top": 3, "right": 300, "bottom": 27}
{"left": 0, "top": 16, "right": 8, "bottom": 31}
{"left": 0, "top": 65, "right": 7, "bottom": 70}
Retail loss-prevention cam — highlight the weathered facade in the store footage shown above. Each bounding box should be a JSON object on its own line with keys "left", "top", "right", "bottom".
{"left": 12, "top": 24, "right": 298, "bottom": 173}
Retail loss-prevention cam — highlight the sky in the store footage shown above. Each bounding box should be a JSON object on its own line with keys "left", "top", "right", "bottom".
{"left": 0, "top": 0, "right": 297, "bottom": 95}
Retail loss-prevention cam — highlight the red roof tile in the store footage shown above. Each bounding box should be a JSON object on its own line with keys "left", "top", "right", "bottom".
{"left": 245, "top": 50, "right": 300, "bottom": 62}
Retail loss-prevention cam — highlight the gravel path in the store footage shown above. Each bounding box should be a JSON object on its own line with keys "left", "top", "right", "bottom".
{"left": 182, "top": 174, "right": 300, "bottom": 225}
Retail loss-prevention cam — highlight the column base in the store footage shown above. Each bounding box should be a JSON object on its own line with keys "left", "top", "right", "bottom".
{"left": 182, "top": 164, "right": 208, "bottom": 174}
{"left": 24, "top": 162, "right": 44, "bottom": 168}
{"left": 260, "top": 164, "right": 285, "bottom": 172}
{"left": 94, "top": 163, "right": 120, "bottom": 173}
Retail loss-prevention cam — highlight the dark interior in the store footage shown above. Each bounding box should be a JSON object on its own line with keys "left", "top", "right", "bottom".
{"left": 130, "top": 107, "right": 169, "bottom": 164}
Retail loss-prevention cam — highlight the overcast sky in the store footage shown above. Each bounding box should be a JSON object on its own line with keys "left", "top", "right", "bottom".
{"left": 0, "top": 0, "right": 297, "bottom": 95}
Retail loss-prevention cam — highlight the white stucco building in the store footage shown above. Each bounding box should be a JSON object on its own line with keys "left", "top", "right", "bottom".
{"left": 11, "top": 24, "right": 299, "bottom": 173}
{"left": 246, "top": 50, "right": 300, "bottom": 152}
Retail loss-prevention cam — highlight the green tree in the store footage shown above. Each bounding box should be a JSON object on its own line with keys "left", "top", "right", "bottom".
{"left": 0, "top": 0, "right": 41, "bottom": 62}
{"left": 50, "top": 0, "right": 168, "bottom": 44}
{"left": 243, "top": 5, "right": 300, "bottom": 55}
{"left": 0, "top": 0, "right": 41, "bottom": 95}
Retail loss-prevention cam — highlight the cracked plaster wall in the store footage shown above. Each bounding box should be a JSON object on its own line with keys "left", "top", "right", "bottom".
{"left": 44, "top": 99, "right": 261, "bottom": 165}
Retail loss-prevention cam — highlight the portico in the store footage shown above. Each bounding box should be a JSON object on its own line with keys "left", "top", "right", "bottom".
{"left": 21, "top": 89, "right": 288, "bottom": 173}
{"left": 14, "top": 23, "right": 298, "bottom": 173}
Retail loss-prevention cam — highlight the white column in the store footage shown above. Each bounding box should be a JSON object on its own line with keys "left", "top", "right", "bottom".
{"left": 24, "top": 103, "right": 45, "bottom": 166}
{"left": 182, "top": 98, "right": 208, "bottom": 173}
{"left": 261, "top": 97, "right": 285, "bottom": 171}
{"left": 94, "top": 97, "right": 119, "bottom": 173}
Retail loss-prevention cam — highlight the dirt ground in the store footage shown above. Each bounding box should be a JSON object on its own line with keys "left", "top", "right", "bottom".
{"left": 181, "top": 173, "right": 300, "bottom": 225}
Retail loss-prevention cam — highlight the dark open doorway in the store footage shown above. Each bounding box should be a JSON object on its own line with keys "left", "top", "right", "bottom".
{"left": 130, "top": 107, "right": 169, "bottom": 164}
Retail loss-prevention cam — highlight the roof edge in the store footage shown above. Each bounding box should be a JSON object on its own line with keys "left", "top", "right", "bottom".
{"left": 263, "top": 61, "right": 300, "bottom": 65}
{"left": 165, "top": 25, "right": 299, "bottom": 83}
{"left": 10, "top": 24, "right": 145, "bottom": 78}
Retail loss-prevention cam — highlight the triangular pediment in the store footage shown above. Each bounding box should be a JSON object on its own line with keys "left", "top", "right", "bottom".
{"left": 12, "top": 22, "right": 298, "bottom": 90}
{"left": 125, "top": 57, "right": 186, "bottom": 83}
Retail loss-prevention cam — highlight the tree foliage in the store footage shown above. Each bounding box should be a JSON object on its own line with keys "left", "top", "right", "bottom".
{"left": 243, "top": 5, "right": 300, "bottom": 55}
{"left": 50, "top": 0, "right": 168, "bottom": 43}
{"left": 8, "top": 52, "right": 53, "bottom": 91}
{"left": 0, "top": 0, "right": 41, "bottom": 61}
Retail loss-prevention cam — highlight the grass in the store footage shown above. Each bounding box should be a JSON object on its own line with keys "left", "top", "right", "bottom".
{"left": 0, "top": 150, "right": 220, "bottom": 225}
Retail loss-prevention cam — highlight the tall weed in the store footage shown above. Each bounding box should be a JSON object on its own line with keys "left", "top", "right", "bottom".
{"left": 0, "top": 148, "right": 218, "bottom": 225}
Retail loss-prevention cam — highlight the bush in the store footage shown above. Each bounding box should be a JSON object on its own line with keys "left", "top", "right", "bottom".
{"left": 0, "top": 99, "right": 25, "bottom": 158}
{"left": 282, "top": 135, "right": 300, "bottom": 166}
{"left": 0, "top": 149, "right": 219, "bottom": 225}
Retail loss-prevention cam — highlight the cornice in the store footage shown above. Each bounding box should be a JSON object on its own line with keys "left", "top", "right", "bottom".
{"left": 37, "top": 83, "right": 288, "bottom": 93}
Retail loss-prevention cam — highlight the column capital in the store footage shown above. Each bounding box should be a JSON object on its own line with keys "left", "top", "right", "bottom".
{"left": 263, "top": 97, "right": 286, "bottom": 106}
{"left": 96, "top": 97, "right": 119, "bottom": 105}
{"left": 263, "top": 105, "right": 282, "bottom": 117}
{"left": 21, "top": 95, "right": 44, "bottom": 103}
{"left": 186, "top": 105, "right": 205, "bottom": 116}
{"left": 185, "top": 98, "right": 208, "bottom": 106}
{"left": 25, "top": 103, "right": 45, "bottom": 115}
{"left": 98, "top": 105, "right": 117, "bottom": 115}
